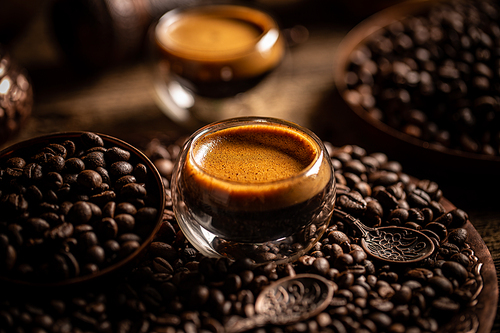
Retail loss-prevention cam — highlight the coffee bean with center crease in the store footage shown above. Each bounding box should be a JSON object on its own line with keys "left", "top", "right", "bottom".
{"left": 110, "top": 161, "right": 134, "bottom": 178}
{"left": 82, "top": 151, "right": 106, "bottom": 170}
{"left": 68, "top": 201, "right": 93, "bottom": 225}
{"left": 106, "top": 147, "right": 131, "bottom": 163}
{"left": 81, "top": 132, "right": 104, "bottom": 148}
{"left": 77, "top": 170, "right": 103, "bottom": 189}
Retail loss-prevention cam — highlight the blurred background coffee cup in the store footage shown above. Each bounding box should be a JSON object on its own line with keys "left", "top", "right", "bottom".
{"left": 150, "top": 3, "right": 287, "bottom": 128}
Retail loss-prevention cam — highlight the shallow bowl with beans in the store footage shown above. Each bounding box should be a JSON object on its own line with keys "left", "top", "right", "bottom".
{"left": 0, "top": 132, "right": 165, "bottom": 287}
{"left": 333, "top": 0, "right": 500, "bottom": 177}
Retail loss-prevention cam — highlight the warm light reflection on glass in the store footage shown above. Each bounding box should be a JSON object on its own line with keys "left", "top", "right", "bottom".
{"left": 0, "top": 77, "right": 11, "bottom": 95}
{"left": 169, "top": 81, "right": 195, "bottom": 109}
{"left": 257, "top": 29, "right": 279, "bottom": 54}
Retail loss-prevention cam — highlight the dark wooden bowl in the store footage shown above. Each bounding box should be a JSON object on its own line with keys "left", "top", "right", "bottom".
{"left": 0, "top": 132, "right": 165, "bottom": 290}
{"left": 332, "top": 0, "right": 500, "bottom": 181}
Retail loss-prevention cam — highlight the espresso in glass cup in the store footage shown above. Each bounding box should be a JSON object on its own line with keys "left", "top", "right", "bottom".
{"left": 152, "top": 5, "right": 286, "bottom": 127}
{"left": 171, "top": 117, "right": 336, "bottom": 264}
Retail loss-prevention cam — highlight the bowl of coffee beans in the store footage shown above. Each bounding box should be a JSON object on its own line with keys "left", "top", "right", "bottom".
{"left": 0, "top": 131, "right": 165, "bottom": 287}
{"left": 334, "top": 0, "right": 500, "bottom": 176}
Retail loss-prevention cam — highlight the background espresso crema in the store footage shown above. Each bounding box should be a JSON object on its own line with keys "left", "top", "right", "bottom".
{"left": 181, "top": 123, "right": 333, "bottom": 242}
{"left": 155, "top": 5, "right": 285, "bottom": 97}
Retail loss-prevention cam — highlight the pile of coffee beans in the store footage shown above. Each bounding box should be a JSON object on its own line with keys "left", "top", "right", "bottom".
{"left": 0, "top": 47, "right": 33, "bottom": 145}
{"left": 343, "top": 0, "right": 500, "bottom": 157}
{"left": 0, "top": 136, "right": 482, "bottom": 333}
{"left": 0, "top": 132, "right": 162, "bottom": 284}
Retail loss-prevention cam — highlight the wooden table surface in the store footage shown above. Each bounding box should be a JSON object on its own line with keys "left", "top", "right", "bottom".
{"left": 3, "top": 0, "right": 500, "bottom": 331}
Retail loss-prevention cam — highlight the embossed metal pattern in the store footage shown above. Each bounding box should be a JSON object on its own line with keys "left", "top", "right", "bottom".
{"left": 333, "top": 208, "right": 435, "bottom": 263}
{"left": 362, "top": 226, "right": 435, "bottom": 263}
{"left": 224, "top": 273, "right": 335, "bottom": 333}
{"left": 255, "top": 273, "right": 335, "bottom": 325}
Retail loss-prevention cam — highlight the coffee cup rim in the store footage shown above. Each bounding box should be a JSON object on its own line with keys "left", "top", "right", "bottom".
{"left": 185, "top": 116, "right": 331, "bottom": 186}
{"left": 155, "top": 4, "right": 280, "bottom": 59}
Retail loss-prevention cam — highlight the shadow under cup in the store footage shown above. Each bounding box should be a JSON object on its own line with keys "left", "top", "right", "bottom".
{"left": 171, "top": 117, "right": 336, "bottom": 264}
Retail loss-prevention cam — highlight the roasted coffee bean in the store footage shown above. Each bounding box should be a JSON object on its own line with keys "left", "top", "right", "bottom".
{"left": 312, "top": 257, "right": 330, "bottom": 276}
{"left": 449, "top": 209, "right": 469, "bottom": 228}
{"left": 116, "top": 202, "right": 138, "bottom": 215}
{"left": 45, "top": 155, "right": 66, "bottom": 173}
{"left": 6, "top": 157, "right": 26, "bottom": 169}
{"left": 65, "top": 157, "right": 85, "bottom": 173}
{"left": 25, "top": 218, "right": 50, "bottom": 234}
{"left": 337, "top": 192, "right": 367, "bottom": 214}
{"left": 405, "top": 268, "right": 433, "bottom": 282}
{"left": 77, "top": 170, "right": 103, "bottom": 189}
{"left": 82, "top": 151, "right": 106, "bottom": 169}
{"left": 23, "top": 163, "right": 43, "bottom": 181}
{"left": 97, "top": 217, "right": 119, "bottom": 239}
{"left": 447, "top": 228, "right": 468, "bottom": 247}
{"left": 431, "top": 297, "right": 461, "bottom": 315}
{"left": 328, "top": 230, "right": 350, "bottom": 245}
{"left": 119, "top": 233, "right": 143, "bottom": 244}
{"left": 121, "top": 183, "right": 147, "bottom": 199}
{"left": 133, "top": 164, "right": 149, "bottom": 183}
{"left": 428, "top": 276, "right": 454, "bottom": 296}
{"left": 372, "top": 188, "right": 399, "bottom": 209}
{"left": 424, "top": 222, "right": 448, "bottom": 241}
{"left": 337, "top": 271, "right": 355, "bottom": 289}
{"left": 67, "top": 201, "right": 93, "bottom": 225}
{"left": 434, "top": 213, "right": 453, "bottom": 227}
{"left": 90, "top": 190, "right": 117, "bottom": 205}
{"left": 118, "top": 240, "right": 141, "bottom": 259}
{"left": 81, "top": 132, "right": 104, "bottom": 148}
{"left": 440, "top": 261, "right": 468, "bottom": 284}
{"left": 114, "top": 214, "right": 135, "bottom": 233}
{"left": 2, "top": 245, "right": 16, "bottom": 270}
{"left": 102, "top": 201, "right": 116, "bottom": 218}
{"left": 96, "top": 166, "right": 111, "bottom": 184}
{"left": 335, "top": 253, "right": 354, "bottom": 270}
{"left": 149, "top": 242, "right": 177, "bottom": 261}
{"left": 135, "top": 207, "right": 158, "bottom": 223}
{"left": 110, "top": 161, "right": 134, "bottom": 179}
{"left": 106, "top": 147, "right": 131, "bottom": 163}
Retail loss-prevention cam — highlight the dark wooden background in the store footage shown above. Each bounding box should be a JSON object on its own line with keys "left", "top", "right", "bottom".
{"left": 2, "top": 0, "right": 499, "bottom": 331}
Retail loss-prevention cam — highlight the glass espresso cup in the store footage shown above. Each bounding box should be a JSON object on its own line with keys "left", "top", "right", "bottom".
{"left": 152, "top": 5, "right": 286, "bottom": 128}
{"left": 171, "top": 117, "right": 336, "bottom": 264}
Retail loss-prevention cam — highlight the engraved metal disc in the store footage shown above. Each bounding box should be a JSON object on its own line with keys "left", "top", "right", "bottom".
{"left": 255, "top": 273, "right": 335, "bottom": 325}
{"left": 361, "top": 226, "right": 435, "bottom": 263}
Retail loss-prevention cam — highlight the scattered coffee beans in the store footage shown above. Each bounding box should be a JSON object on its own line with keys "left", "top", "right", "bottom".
{"left": 0, "top": 132, "right": 163, "bottom": 284}
{"left": 343, "top": 0, "right": 500, "bottom": 157}
{"left": 0, "top": 136, "right": 483, "bottom": 333}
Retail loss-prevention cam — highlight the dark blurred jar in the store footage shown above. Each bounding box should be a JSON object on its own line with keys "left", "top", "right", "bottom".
{"left": 0, "top": 48, "right": 33, "bottom": 146}
{"left": 50, "top": 0, "right": 202, "bottom": 70}
{"left": 0, "top": 0, "right": 47, "bottom": 45}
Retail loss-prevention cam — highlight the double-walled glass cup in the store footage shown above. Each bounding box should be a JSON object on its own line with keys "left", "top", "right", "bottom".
{"left": 171, "top": 117, "right": 336, "bottom": 264}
